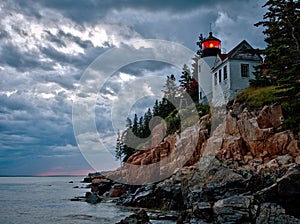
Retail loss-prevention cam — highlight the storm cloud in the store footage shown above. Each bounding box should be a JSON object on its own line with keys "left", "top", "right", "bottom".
{"left": 0, "top": 0, "right": 266, "bottom": 175}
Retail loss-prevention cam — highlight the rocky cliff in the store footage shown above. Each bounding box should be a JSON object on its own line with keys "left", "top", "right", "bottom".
{"left": 90, "top": 103, "right": 300, "bottom": 223}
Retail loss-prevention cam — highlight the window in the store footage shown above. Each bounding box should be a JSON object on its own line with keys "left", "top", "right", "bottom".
{"left": 219, "top": 70, "right": 222, "bottom": 83}
{"left": 241, "top": 64, "right": 249, "bottom": 77}
{"left": 223, "top": 65, "right": 228, "bottom": 80}
{"left": 200, "top": 92, "right": 202, "bottom": 100}
{"left": 199, "top": 64, "right": 201, "bottom": 72}
{"left": 214, "top": 73, "right": 217, "bottom": 85}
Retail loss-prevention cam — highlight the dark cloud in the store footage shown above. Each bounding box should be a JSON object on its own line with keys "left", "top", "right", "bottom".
{"left": 0, "top": 0, "right": 267, "bottom": 175}
{"left": 23, "top": 0, "right": 253, "bottom": 24}
{"left": 119, "top": 61, "right": 176, "bottom": 76}
{"left": 0, "top": 44, "right": 42, "bottom": 71}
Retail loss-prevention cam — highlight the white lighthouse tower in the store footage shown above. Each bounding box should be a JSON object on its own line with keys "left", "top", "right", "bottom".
{"left": 197, "top": 32, "right": 222, "bottom": 104}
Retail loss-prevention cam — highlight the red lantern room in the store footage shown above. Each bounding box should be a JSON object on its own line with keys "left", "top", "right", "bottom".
{"left": 200, "top": 32, "right": 221, "bottom": 57}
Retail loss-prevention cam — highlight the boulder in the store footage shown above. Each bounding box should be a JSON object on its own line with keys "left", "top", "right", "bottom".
{"left": 213, "top": 195, "right": 253, "bottom": 223}
{"left": 109, "top": 184, "right": 126, "bottom": 197}
{"left": 121, "top": 180, "right": 185, "bottom": 211}
{"left": 85, "top": 192, "right": 101, "bottom": 204}
{"left": 256, "top": 203, "right": 300, "bottom": 224}
{"left": 96, "top": 179, "right": 113, "bottom": 196}
{"left": 256, "top": 104, "right": 283, "bottom": 129}
{"left": 184, "top": 158, "right": 250, "bottom": 208}
{"left": 151, "top": 123, "right": 167, "bottom": 148}
{"left": 255, "top": 164, "right": 300, "bottom": 218}
{"left": 116, "top": 209, "right": 151, "bottom": 224}
{"left": 225, "top": 114, "right": 240, "bottom": 136}
{"left": 217, "top": 135, "right": 247, "bottom": 161}
{"left": 192, "top": 202, "right": 213, "bottom": 222}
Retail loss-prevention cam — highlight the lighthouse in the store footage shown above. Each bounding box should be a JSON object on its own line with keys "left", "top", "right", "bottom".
{"left": 196, "top": 32, "right": 262, "bottom": 106}
{"left": 197, "top": 32, "right": 222, "bottom": 103}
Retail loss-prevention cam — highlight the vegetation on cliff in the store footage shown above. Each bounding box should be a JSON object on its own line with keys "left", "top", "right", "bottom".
{"left": 251, "top": 0, "right": 300, "bottom": 133}
{"left": 115, "top": 64, "right": 203, "bottom": 162}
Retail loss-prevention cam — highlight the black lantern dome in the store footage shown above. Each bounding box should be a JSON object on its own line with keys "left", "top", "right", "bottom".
{"left": 197, "top": 32, "right": 221, "bottom": 57}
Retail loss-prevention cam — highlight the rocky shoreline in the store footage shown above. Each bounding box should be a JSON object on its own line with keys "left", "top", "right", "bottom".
{"left": 77, "top": 103, "right": 300, "bottom": 223}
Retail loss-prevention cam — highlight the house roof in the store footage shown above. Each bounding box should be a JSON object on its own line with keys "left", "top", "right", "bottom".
{"left": 222, "top": 40, "right": 251, "bottom": 60}
{"left": 211, "top": 40, "right": 262, "bottom": 71}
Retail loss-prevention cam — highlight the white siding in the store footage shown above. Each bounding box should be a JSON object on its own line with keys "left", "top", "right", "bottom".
{"left": 212, "top": 61, "right": 231, "bottom": 106}
{"left": 229, "top": 60, "right": 257, "bottom": 97}
{"left": 198, "top": 56, "right": 217, "bottom": 103}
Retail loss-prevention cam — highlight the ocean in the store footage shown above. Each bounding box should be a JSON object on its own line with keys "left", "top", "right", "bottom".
{"left": 0, "top": 176, "right": 133, "bottom": 224}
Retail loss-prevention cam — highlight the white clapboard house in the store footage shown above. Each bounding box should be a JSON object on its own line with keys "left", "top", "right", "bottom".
{"left": 197, "top": 32, "right": 262, "bottom": 106}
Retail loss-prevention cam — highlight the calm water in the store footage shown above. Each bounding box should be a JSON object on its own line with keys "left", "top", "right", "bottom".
{"left": 0, "top": 177, "right": 132, "bottom": 224}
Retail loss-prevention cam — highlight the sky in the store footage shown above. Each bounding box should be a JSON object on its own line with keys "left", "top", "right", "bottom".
{"left": 0, "top": 0, "right": 267, "bottom": 176}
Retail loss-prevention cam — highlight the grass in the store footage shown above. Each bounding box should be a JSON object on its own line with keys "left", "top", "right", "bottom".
{"left": 235, "top": 86, "right": 278, "bottom": 109}
{"left": 235, "top": 85, "right": 300, "bottom": 133}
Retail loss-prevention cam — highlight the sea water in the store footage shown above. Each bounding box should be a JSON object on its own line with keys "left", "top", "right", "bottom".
{"left": 0, "top": 177, "right": 132, "bottom": 224}
{"left": 0, "top": 177, "right": 176, "bottom": 224}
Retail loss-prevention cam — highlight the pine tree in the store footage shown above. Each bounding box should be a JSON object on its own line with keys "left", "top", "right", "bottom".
{"left": 132, "top": 113, "right": 138, "bottom": 135}
{"left": 179, "top": 64, "right": 192, "bottom": 92}
{"left": 163, "top": 74, "right": 177, "bottom": 100}
{"left": 115, "top": 130, "right": 124, "bottom": 164}
{"left": 255, "top": 0, "right": 300, "bottom": 82}
{"left": 255, "top": 0, "right": 300, "bottom": 133}
{"left": 125, "top": 117, "right": 132, "bottom": 128}
{"left": 138, "top": 116, "right": 144, "bottom": 137}
{"left": 143, "top": 108, "right": 152, "bottom": 137}
{"left": 153, "top": 100, "right": 160, "bottom": 116}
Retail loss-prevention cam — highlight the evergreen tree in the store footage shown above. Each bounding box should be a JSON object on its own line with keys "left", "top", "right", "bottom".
{"left": 255, "top": 0, "right": 300, "bottom": 81}
{"left": 121, "top": 130, "right": 136, "bottom": 162}
{"left": 179, "top": 64, "right": 199, "bottom": 102}
{"left": 125, "top": 117, "right": 132, "bottom": 128}
{"left": 153, "top": 100, "right": 160, "bottom": 116}
{"left": 138, "top": 116, "right": 144, "bottom": 137}
{"left": 191, "top": 55, "right": 200, "bottom": 102}
{"left": 163, "top": 74, "right": 177, "bottom": 100}
{"left": 255, "top": 0, "right": 300, "bottom": 132}
{"left": 132, "top": 113, "right": 138, "bottom": 135}
{"left": 143, "top": 108, "right": 152, "bottom": 137}
{"left": 115, "top": 129, "right": 123, "bottom": 163}
{"left": 179, "top": 64, "right": 192, "bottom": 93}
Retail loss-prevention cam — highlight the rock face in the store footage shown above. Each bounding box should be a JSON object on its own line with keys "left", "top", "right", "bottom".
{"left": 116, "top": 209, "right": 151, "bottom": 224}
{"left": 256, "top": 104, "right": 283, "bottom": 129}
{"left": 108, "top": 115, "right": 210, "bottom": 185}
{"left": 119, "top": 166, "right": 195, "bottom": 211}
{"left": 256, "top": 203, "right": 300, "bottom": 224}
{"left": 213, "top": 195, "right": 254, "bottom": 223}
{"left": 126, "top": 115, "right": 210, "bottom": 167}
{"left": 91, "top": 104, "right": 300, "bottom": 223}
{"left": 218, "top": 106, "right": 299, "bottom": 164}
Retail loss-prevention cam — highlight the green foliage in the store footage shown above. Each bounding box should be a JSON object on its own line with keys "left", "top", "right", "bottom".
{"left": 236, "top": 86, "right": 278, "bottom": 109}
{"left": 255, "top": 0, "right": 300, "bottom": 82}
{"left": 179, "top": 64, "right": 199, "bottom": 102}
{"left": 275, "top": 82, "right": 300, "bottom": 133}
{"left": 252, "top": 0, "right": 300, "bottom": 133}
{"left": 165, "top": 110, "right": 180, "bottom": 135}
{"left": 250, "top": 65, "right": 275, "bottom": 87}
{"left": 196, "top": 103, "right": 210, "bottom": 117}
{"left": 115, "top": 64, "right": 208, "bottom": 161}
{"left": 236, "top": 85, "right": 300, "bottom": 133}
